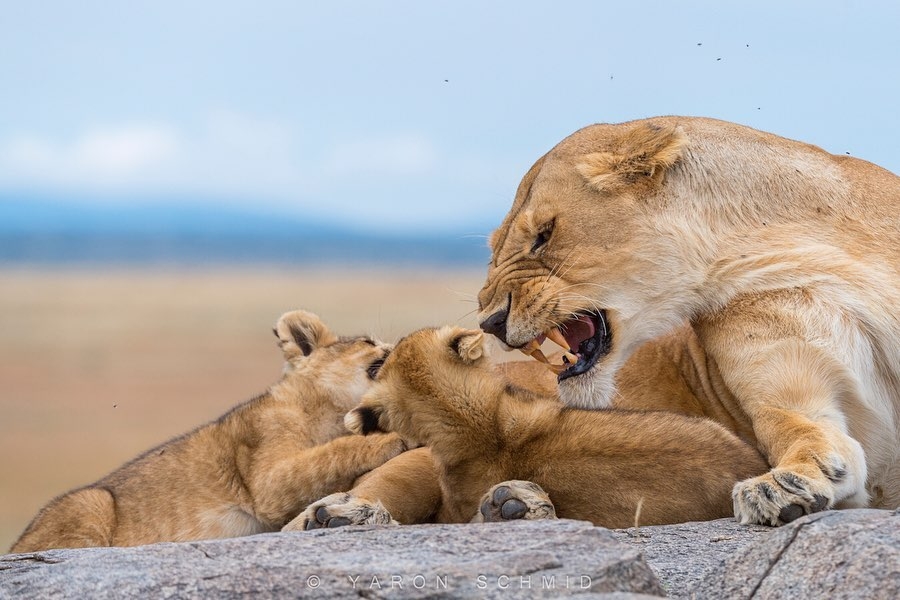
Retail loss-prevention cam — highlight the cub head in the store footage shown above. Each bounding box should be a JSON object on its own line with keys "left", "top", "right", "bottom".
{"left": 344, "top": 326, "right": 493, "bottom": 448}
{"left": 477, "top": 119, "right": 693, "bottom": 409}
{"left": 274, "top": 309, "right": 391, "bottom": 410}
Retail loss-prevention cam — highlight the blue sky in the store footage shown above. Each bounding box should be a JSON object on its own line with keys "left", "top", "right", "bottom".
{"left": 1, "top": 1, "right": 898, "bottom": 233}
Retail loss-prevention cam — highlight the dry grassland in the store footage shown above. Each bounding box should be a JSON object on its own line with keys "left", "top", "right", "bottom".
{"left": 0, "top": 266, "right": 486, "bottom": 551}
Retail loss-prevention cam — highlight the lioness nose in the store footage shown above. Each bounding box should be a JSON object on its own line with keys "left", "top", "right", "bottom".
{"left": 479, "top": 308, "right": 509, "bottom": 343}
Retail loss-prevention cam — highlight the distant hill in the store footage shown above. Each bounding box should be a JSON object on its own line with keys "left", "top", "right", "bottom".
{"left": 0, "top": 197, "right": 492, "bottom": 267}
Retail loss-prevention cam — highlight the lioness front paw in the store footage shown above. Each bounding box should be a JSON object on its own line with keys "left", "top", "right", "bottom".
{"left": 283, "top": 492, "right": 398, "bottom": 532}
{"left": 475, "top": 480, "right": 557, "bottom": 523}
{"left": 732, "top": 468, "right": 833, "bottom": 526}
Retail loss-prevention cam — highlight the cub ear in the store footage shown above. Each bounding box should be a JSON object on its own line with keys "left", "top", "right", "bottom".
{"left": 345, "top": 405, "right": 385, "bottom": 435}
{"left": 450, "top": 329, "right": 486, "bottom": 364}
{"left": 577, "top": 123, "right": 686, "bottom": 192}
{"left": 274, "top": 310, "right": 338, "bottom": 360}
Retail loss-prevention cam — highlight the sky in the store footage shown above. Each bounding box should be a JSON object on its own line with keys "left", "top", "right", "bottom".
{"left": 1, "top": 1, "right": 898, "bottom": 234}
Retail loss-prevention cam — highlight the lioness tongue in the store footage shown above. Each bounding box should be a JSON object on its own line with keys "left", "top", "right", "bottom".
{"left": 560, "top": 315, "right": 596, "bottom": 350}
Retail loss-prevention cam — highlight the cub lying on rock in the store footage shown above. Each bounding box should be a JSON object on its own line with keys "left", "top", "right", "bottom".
{"left": 337, "top": 326, "right": 767, "bottom": 528}
{"left": 11, "top": 310, "right": 404, "bottom": 553}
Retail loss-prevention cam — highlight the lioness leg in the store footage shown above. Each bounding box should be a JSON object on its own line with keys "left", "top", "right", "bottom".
{"left": 284, "top": 447, "right": 441, "bottom": 531}
{"left": 11, "top": 487, "right": 116, "bottom": 553}
{"left": 712, "top": 336, "right": 868, "bottom": 525}
{"left": 473, "top": 481, "right": 557, "bottom": 523}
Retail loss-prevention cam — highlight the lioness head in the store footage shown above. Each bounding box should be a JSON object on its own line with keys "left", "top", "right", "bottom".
{"left": 345, "top": 326, "right": 492, "bottom": 448}
{"left": 477, "top": 119, "right": 693, "bottom": 408}
{"left": 274, "top": 309, "right": 392, "bottom": 410}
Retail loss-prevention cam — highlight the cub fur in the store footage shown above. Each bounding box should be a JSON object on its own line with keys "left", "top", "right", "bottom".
{"left": 341, "top": 325, "right": 767, "bottom": 528}
{"left": 477, "top": 116, "right": 900, "bottom": 524}
{"left": 11, "top": 310, "right": 404, "bottom": 553}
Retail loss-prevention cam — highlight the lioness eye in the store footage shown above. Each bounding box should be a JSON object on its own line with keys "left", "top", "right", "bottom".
{"left": 531, "top": 220, "right": 554, "bottom": 253}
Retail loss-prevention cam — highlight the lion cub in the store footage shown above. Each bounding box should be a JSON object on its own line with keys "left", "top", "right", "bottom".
{"left": 344, "top": 326, "right": 768, "bottom": 528}
{"left": 11, "top": 310, "right": 404, "bottom": 553}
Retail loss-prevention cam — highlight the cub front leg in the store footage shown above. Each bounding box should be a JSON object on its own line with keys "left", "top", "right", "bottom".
{"left": 473, "top": 481, "right": 557, "bottom": 523}
{"left": 249, "top": 432, "right": 407, "bottom": 527}
{"left": 283, "top": 447, "right": 442, "bottom": 531}
{"left": 712, "top": 335, "right": 869, "bottom": 526}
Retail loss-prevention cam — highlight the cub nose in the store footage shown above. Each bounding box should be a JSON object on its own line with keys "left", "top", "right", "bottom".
{"left": 479, "top": 308, "right": 509, "bottom": 343}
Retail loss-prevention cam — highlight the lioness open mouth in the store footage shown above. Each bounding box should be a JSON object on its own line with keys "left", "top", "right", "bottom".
{"left": 519, "top": 310, "right": 612, "bottom": 382}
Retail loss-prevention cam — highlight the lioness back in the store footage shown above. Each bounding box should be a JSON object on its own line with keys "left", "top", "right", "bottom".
{"left": 11, "top": 310, "right": 403, "bottom": 552}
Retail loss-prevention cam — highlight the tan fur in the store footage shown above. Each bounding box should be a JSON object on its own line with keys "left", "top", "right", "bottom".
{"left": 477, "top": 116, "right": 900, "bottom": 524}
{"left": 342, "top": 326, "right": 767, "bottom": 528}
{"left": 287, "top": 359, "right": 558, "bottom": 531}
{"left": 11, "top": 310, "right": 404, "bottom": 553}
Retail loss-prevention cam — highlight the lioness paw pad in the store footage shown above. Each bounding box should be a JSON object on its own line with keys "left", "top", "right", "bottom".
{"left": 732, "top": 469, "right": 833, "bottom": 526}
{"left": 283, "top": 492, "right": 398, "bottom": 532}
{"left": 476, "top": 480, "right": 557, "bottom": 523}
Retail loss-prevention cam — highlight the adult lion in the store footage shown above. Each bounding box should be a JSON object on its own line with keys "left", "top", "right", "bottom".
{"left": 477, "top": 116, "right": 900, "bottom": 526}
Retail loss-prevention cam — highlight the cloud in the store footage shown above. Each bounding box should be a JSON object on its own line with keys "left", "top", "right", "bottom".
{"left": 2, "top": 125, "right": 179, "bottom": 185}
{"left": 0, "top": 113, "right": 442, "bottom": 202}
{"left": 323, "top": 134, "right": 438, "bottom": 178}
{"left": 0, "top": 111, "right": 303, "bottom": 197}
{"left": 73, "top": 127, "right": 179, "bottom": 176}
{"left": 0, "top": 114, "right": 504, "bottom": 231}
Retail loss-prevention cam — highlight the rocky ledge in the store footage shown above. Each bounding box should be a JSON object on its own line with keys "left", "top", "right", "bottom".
{"left": 1, "top": 508, "right": 897, "bottom": 599}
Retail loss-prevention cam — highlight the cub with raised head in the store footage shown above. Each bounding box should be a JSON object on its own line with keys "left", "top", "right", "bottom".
{"left": 342, "top": 325, "right": 767, "bottom": 528}
{"left": 11, "top": 310, "right": 404, "bottom": 553}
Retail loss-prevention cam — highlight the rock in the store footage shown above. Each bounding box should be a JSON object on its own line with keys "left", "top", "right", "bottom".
{"left": 611, "top": 517, "right": 773, "bottom": 597}
{"left": 696, "top": 508, "right": 900, "bottom": 600}
{"left": 0, "top": 519, "right": 664, "bottom": 599}
{"left": 2, "top": 509, "right": 895, "bottom": 599}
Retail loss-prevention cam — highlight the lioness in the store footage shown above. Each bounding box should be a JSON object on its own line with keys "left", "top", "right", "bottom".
{"left": 477, "top": 116, "right": 900, "bottom": 525}
{"left": 327, "top": 325, "right": 766, "bottom": 528}
{"left": 10, "top": 310, "right": 404, "bottom": 553}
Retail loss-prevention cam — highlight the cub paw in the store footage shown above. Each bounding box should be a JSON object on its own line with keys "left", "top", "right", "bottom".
{"left": 475, "top": 480, "right": 557, "bottom": 523}
{"left": 370, "top": 433, "right": 408, "bottom": 466}
{"left": 732, "top": 468, "right": 834, "bottom": 526}
{"left": 283, "top": 492, "right": 398, "bottom": 532}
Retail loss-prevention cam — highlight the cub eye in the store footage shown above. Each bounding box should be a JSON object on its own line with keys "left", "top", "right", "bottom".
{"left": 531, "top": 220, "right": 555, "bottom": 253}
{"left": 366, "top": 357, "right": 386, "bottom": 380}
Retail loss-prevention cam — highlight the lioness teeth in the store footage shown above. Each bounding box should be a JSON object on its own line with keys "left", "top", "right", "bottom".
{"left": 545, "top": 328, "right": 571, "bottom": 351}
{"left": 524, "top": 340, "right": 542, "bottom": 352}
{"left": 519, "top": 338, "right": 577, "bottom": 372}
{"left": 519, "top": 340, "right": 549, "bottom": 364}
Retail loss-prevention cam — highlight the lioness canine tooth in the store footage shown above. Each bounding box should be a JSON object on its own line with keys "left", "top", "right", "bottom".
{"left": 546, "top": 328, "right": 571, "bottom": 351}
{"left": 518, "top": 344, "right": 550, "bottom": 364}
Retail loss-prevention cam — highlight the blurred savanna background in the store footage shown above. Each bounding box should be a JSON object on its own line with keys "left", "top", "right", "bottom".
{"left": 2, "top": 1, "right": 898, "bottom": 550}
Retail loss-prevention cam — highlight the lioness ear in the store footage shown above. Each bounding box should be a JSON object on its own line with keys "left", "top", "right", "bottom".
{"left": 450, "top": 330, "right": 486, "bottom": 364}
{"left": 274, "top": 309, "right": 338, "bottom": 360}
{"left": 577, "top": 124, "right": 686, "bottom": 192}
